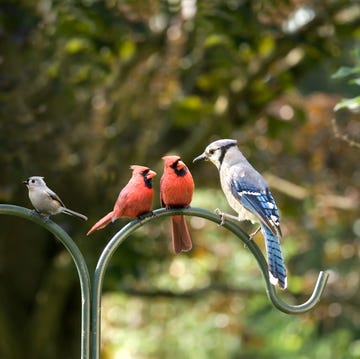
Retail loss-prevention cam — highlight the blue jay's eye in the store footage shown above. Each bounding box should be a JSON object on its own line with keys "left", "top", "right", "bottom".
{"left": 208, "top": 149, "right": 215, "bottom": 155}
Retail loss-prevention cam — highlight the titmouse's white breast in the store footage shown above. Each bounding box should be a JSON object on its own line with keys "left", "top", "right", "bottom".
{"left": 28, "top": 187, "right": 61, "bottom": 215}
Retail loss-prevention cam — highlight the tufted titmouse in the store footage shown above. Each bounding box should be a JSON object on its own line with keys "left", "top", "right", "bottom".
{"left": 23, "top": 176, "right": 88, "bottom": 221}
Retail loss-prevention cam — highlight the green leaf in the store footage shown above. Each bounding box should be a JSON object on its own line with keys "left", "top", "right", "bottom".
{"left": 65, "top": 38, "right": 91, "bottom": 54}
{"left": 172, "top": 96, "right": 211, "bottom": 126}
{"left": 118, "top": 40, "right": 136, "bottom": 61}
{"left": 349, "top": 77, "right": 360, "bottom": 86}
{"left": 204, "top": 34, "right": 228, "bottom": 48}
{"left": 332, "top": 66, "right": 360, "bottom": 79}
{"left": 334, "top": 96, "right": 360, "bottom": 111}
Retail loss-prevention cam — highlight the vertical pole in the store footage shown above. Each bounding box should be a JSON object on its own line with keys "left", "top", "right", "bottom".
{"left": 91, "top": 219, "right": 144, "bottom": 359}
{"left": 0, "top": 205, "right": 91, "bottom": 359}
{"left": 51, "top": 223, "right": 91, "bottom": 359}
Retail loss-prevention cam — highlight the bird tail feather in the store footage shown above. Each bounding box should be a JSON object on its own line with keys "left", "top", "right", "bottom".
{"left": 261, "top": 225, "right": 287, "bottom": 289}
{"left": 171, "top": 215, "right": 192, "bottom": 254}
{"left": 62, "top": 208, "right": 88, "bottom": 221}
{"left": 87, "top": 212, "right": 113, "bottom": 236}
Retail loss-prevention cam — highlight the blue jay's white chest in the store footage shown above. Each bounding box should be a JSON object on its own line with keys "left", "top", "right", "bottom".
{"left": 219, "top": 169, "right": 258, "bottom": 224}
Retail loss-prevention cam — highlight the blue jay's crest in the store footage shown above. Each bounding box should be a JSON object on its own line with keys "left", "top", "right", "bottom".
{"left": 193, "top": 139, "right": 238, "bottom": 170}
{"left": 194, "top": 138, "right": 287, "bottom": 289}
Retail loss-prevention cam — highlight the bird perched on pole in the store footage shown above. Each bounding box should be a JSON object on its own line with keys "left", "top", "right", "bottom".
{"left": 87, "top": 165, "right": 157, "bottom": 236}
{"left": 23, "top": 176, "right": 88, "bottom": 221}
{"left": 193, "top": 139, "right": 287, "bottom": 289}
{"left": 160, "top": 156, "right": 194, "bottom": 254}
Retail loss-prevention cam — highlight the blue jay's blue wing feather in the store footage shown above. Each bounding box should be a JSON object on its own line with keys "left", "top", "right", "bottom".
{"left": 230, "top": 176, "right": 282, "bottom": 237}
{"left": 229, "top": 173, "right": 287, "bottom": 289}
{"left": 261, "top": 224, "right": 287, "bottom": 289}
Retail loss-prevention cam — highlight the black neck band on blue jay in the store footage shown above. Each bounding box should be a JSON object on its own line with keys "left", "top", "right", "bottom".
{"left": 218, "top": 142, "right": 237, "bottom": 167}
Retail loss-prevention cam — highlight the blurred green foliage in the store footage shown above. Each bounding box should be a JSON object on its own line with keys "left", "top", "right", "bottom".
{"left": 0, "top": 0, "right": 359, "bottom": 358}
{"left": 333, "top": 49, "right": 360, "bottom": 112}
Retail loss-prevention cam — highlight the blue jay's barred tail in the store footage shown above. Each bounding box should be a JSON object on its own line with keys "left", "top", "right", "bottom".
{"left": 261, "top": 225, "right": 287, "bottom": 289}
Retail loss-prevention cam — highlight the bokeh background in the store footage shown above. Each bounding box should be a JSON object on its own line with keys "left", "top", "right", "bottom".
{"left": 1, "top": 0, "right": 359, "bottom": 358}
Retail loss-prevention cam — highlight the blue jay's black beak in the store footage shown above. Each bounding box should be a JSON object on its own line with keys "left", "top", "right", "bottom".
{"left": 193, "top": 153, "right": 207, "bottom": 163}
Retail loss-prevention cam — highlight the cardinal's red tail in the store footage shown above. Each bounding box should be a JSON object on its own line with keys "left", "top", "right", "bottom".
{"left": 171, "top": 215, "right": 192, "bottom": 254}
{"left": 87, "top": 211, "right": 114, "bottom": 236}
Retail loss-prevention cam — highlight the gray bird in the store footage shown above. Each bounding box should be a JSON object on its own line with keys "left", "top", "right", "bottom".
{"left": 23, "top": 176, "right": 88, "bottom": 221}
{"left": 193, "top": 139, "right": 287, "bottom": 289}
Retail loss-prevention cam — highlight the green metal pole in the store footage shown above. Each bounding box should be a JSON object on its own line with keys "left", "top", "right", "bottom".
{"left": 91, "top": 207, "right": 329, "bottom": 359}
{"left": 0, "top": 204, "right": 91, "bottom": 359}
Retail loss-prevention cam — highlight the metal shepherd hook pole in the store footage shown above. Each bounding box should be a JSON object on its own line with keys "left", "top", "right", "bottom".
{"left": 0, "top": 204, "right": 329, "bottom": 359}
{"left": 0, "top": 204, "right": 91, "bottom": 359}
{"left": 90, "top": 207, "right": 329, "bottom": 359}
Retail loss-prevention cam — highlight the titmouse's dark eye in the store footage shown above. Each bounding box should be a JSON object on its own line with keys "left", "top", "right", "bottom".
{"left": 31, "top": 179, "right": 36, "bottom": 184}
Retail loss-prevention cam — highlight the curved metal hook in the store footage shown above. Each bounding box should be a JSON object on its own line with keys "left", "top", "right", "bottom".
{"left": 0, "top": 204, "right": 328, "bottom": 359}
{"left": 0, "top": 204, "right": 91, "bottom": 359}
{"left": 91, "top": 207, "right": 328, "bottom": 358}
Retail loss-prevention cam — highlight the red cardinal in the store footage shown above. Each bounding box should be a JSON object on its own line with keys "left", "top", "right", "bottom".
{"left": 160, "top": 156, "right": 194, "bottom": 254}
{"left": 87, "top": 165, "right": 157, "bottom": 236}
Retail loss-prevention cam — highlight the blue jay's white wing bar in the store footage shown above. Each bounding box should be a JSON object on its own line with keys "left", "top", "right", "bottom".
{"left": 231, "top": 185, "right": 282, "bottom": 238}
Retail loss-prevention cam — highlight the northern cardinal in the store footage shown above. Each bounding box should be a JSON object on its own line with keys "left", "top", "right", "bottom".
{"left": 87, "top": 165, "right": 157, "bottom": 236}
{"left": 160, "top": 155, "right": 194, "bottom": 254}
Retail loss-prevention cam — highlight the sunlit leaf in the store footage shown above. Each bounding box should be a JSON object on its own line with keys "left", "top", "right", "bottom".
{"left": 65, "top": 37, "right": 91, "bottom": 54}
{"left": 349, "top": 77, "right": 360, "bottom": 86}
{"left": 204, "top": 34, "right": 229, "bottom": 48}
{"left": 334, "top": 96, "right": 360, "bottom": 112}
{"left": 331, "top": 66, "right": 360, "bottom": 79}
{"left": 118, "top": 40, "right": 136, "bottom": 61}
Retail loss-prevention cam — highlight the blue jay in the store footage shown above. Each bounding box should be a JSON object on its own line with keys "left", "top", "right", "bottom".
{"left": 193, "top": 139, "right": 287, "bottom": 289}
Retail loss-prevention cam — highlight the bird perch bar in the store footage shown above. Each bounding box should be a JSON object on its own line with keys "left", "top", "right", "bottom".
{"left": 0, "top": 204, "right": 329, "bottom": 359}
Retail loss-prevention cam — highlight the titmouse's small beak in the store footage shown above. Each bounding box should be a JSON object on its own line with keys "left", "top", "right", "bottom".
{"left": 22, "top": 179, "right": 29, "bottom": 185}
{"left": 193, "top": 153, "right": 207, "bottom": 163}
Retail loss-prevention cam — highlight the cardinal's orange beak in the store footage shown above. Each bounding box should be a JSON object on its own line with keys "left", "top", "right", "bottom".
{"left": 146, "top": 170, "right": 157, "bottom": 179}
{"left": 177, "top": 161, "right": 186, "bottom": 170}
